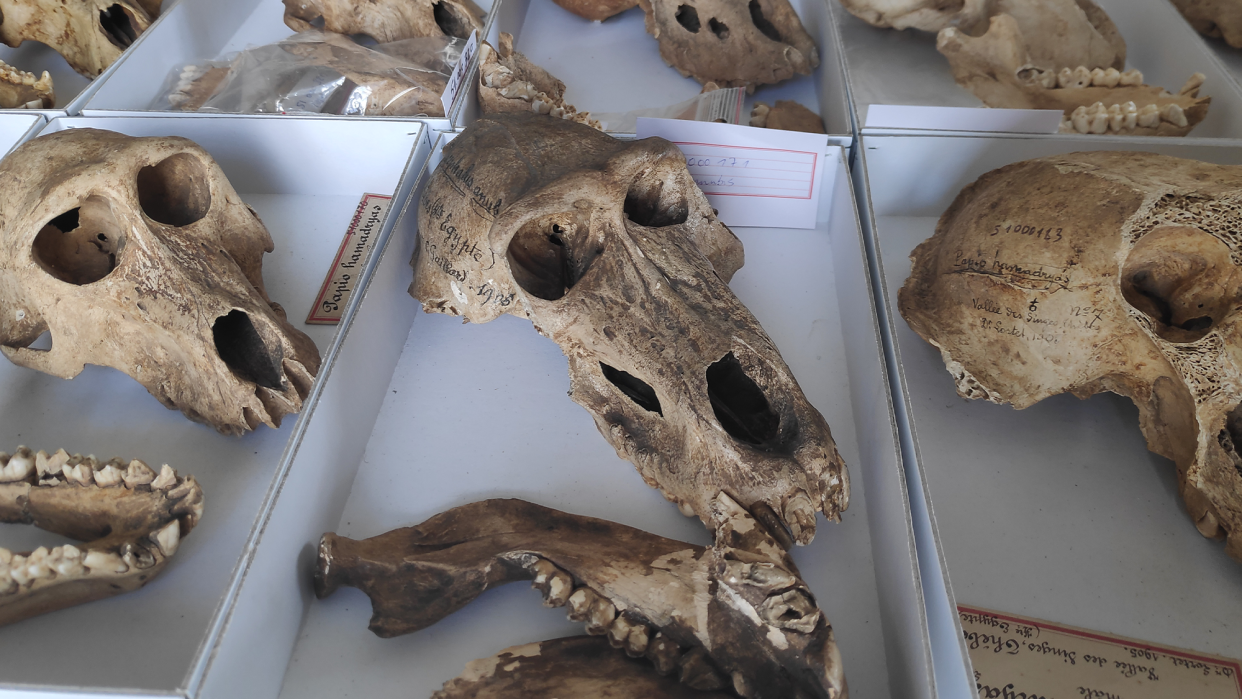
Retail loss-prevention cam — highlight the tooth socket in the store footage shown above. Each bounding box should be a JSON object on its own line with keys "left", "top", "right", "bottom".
{"left": 645, "top": 632, "right": 682, "bottom": 675}
{"left": 121, "top": 542, "right": 156, "bottom": 570}
{"left": 679, "top": 646, "right": 728, "bottom": 691}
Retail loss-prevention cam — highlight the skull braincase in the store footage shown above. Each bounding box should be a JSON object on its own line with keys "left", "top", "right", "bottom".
{"left": 899, "top": 151, "right": 1242, "bottom": 562}
{"left": 282, "top": 0, "right": 484, "bottom": 41}
{"left": 0, "top": 0, "right": 154, "bottom": 78}
{"left": 411, "top": 113, "right": 847, "bottom": 546}
{"left": 0, "top": 129, "right": 321, "bottom": 435}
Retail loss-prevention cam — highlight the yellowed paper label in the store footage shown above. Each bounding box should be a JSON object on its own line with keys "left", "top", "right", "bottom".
{"left": 307, "top": 193, "right": 391, "bottom": 325}
{"left": 960, "top": 605, "right": 1241, "bottom": 699}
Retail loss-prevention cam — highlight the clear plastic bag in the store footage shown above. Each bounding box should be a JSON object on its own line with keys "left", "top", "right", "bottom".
{"left": 157, "top": 31, "right": 462, "bottom": 117}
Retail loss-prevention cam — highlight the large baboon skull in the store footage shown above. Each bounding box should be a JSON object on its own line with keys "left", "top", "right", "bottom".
{"left": 0, "top": 0, "right": 154, "bottom": 78}
{"left": 899, "top": 151, "right": 1242, "bottom": 562}
{"left": 411, "top": 114, "right": 847, "bottom": 546}
{"left": 0, "top": 129, "right": 321, "bottom": 435}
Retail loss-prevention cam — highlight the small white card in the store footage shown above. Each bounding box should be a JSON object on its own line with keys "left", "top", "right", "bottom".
{"left": 440, "top": 30, "right": 479, "bottom": 117}
{"left": 865, "top": 104, "right": 1063, "bottom": 134}
{"left": 635, "top": 118, "right": 830, "bottom": 230}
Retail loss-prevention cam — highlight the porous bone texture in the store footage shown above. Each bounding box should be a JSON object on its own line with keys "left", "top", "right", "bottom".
{"left": 1172, "top": 0, "right": 1242, "bottom": 48}
{"left": 0, "top": 0, "right": 153, "bottom": 78}
{"left": 0, "top": 129, "right": 320, "bottom": 435}
{"left": 315, "top": 495, "right": 847, "bottom": 699}
{"left": 410, "top": 113, "right": 847, "bottom": 546}
{"left": 282, "top": 0, "right": 484, "bottom": 41}
{"left": 899, "top": 151, "right": 1242, "bottom": 562}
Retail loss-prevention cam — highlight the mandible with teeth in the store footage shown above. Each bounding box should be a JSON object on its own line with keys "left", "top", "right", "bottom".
{"left": 899, "top": 151, "right": 1242, "bottom": 562}
{"left": 410, "top": 113, "right": 848, "bottom": 546}
{"left": 0, "top": 129, "right": 321, "bottom": 435}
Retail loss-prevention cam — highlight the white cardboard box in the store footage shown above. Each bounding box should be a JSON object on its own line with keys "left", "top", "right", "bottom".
{"left": 832, "top": 0, "right": 1242, "bottom": 138}
{"left": 0, "top": 114, "right": 430, "bottom": 698}
{"left": 858, "top": 133, "right": 1242, "bottom": 697}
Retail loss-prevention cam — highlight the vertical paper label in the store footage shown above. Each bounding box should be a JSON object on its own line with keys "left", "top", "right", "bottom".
{"left": 440, "top": 29, "right": 479, "bottom": 117}
{"left": 694, "top": 87, "right": 745, "bottom": 124}
{"left": 306, "top": 194, "right": 391, "bottom": 325}
{"left": 960, "top": 605, "right": 1242, "bottom": 699}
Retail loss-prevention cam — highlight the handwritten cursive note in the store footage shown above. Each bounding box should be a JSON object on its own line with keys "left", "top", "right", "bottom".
{"left": 636, "top": 118, "right": 831, "bottom": 229}
{"left": 960, "top": 605, "right": 1242, "bottom": 699}
{"left": 307, "top": 193, "right": 391, "bottom": 325}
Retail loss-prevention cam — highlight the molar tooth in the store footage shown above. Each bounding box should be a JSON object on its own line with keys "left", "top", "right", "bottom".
{"left": 1071, "top": 106, "right": 1090, "bottom": 133}
{"left": 529, "top": 558, "right": 557, "bottom": 586}
{"left": 625, "top": 623, "right": 650, "bottom": 657}
{"left": 10, "top": 564, "right": 31, "bottom": 587}
{"left": 1088, "top": 102, "right": 1109, "bottom": 134}
{"left": 64, "top": 462, "right": 94, "bottom": 485}
{"left": 0, "top": 548, "right": 9, "bottom": 565}
{"left": 61, "top": 545, "right": 80, "bottom": 560}
{"left": 679, "top": 647, "right": 728, "bottom": 691}
{"left": 608, "top": 615, "right": 635, "bottom": 648}
{"left": 566, "top": 587, "right": 596, "bottom": 622}
{"left": 1098, "top": 67, "right": 1120, "bottom": 87}
{"left": 0, "top": 568, "right": 14, "bottom": 595}
{"left": 585, "top": 595, "right": 616, "bottom": 635}
{"left": 0, "top": 453, "right": 32, "bottom": 483}
{"left": 27, "top": 561, "right": 52, "bottom": 580}
{"left": 1107, "top": 103, "right": 1123, "bottom": 132}
{"left": 1057, "top": 67, "right": 1073, "bottom": 89}
{"left": 121, "top": 542, "right": 156, "bottom": 570}
{"left": 1089, "top": 68, "right": 1106, "bottom": 86}
{"left": 1180, "top": 72, "right": 1206, "bottom": 96}
{"left": 151, "top": 464, "right": 176, "bottom": 490}
{"left": 1160, "top": 103, "right": 1188, "bottom": 127}
{"left": 124, "top": 459, "right": 155, "bottom": 488}
{"left": 95, "top": 464, "right": 124, "bottom": 487}
{"left": 7, "top": 447, "right": 33, "bottom": 479}
{"left": 1122, "top": 101, "right": 1137, "bottom": 131}
{"left": 54, "top": 558, "right": 83, "bottom": 577}
{"left": 150, "top": 520, "right": 180, "bottom": 557}
{"left": 38, "top": 448, "right": 68, "bottom": 477}
{"left": 1071, "top": 66, "right": 1092, "bottom": 89}
{"left": 1120, "top": 68, "right": 1143, "bottom": 86}
{"left": 646, "top": 632, "right": 682, "bottom": 675}
{"left": 21, "top": 73, "right": 33, "bottom": 86}
{"left": 1137, "top": 103, "right": 1160, "bottom": 128}
{"left": 29, "top": 547, "right": 48, "bottom": 563}
{"left": 83, "top": 550, "right": 127, "bottom": 574}
{"left": 542, "top": 569, "right": 572, "bottom": 607}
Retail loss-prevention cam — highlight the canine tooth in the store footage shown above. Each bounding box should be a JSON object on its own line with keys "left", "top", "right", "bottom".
{"left": 1057, "top": 67, "right": 1073, "bottom": 88}
{"left": 646, "top": 632, "right": 682, "bottom": 675}
{"left": 95, "top": 464, "right": 124, "bottom": 487}
{"left": 151, "top": 520, "right": 180, "bottom": 557}
{"left": 680, "top": 647, "right": 728, "bottom": 691}
{"left": 1071, "top": 66, "right": 1092, "bottom": 89}
{"left": 1122, "top": 101, "right": 1137, "bottom": 130}
{"left": 124, "top": 459, "right": 155, "bottom": 488}
{"left": 1107, "top": 104, "right": 1123, "bottom": 132}
{"left": 566, "top": 587, "right": 596, "bottom": 621}
{"left": 678, "top": 501, "right": 695, "bottom": 517}
{"left": 36, "top": 71, "right": 50, "bottom": 90}
{"left": 608, "top": 615, "right": 635, "bottom": 648}
{"left": 1138, "top": 103, "right": 1160, "bottom": 128}
{"left": 1120, "top": 68, "right": 1143, "bottom": 86}
{"left": 543, "top": 569, "right": 572, "bottom": 607}
{"left": 585, "top": 595, "right": 617, "bottom": 635}
{"left": 1160, "top": 103, "right": 1188, "bottom": 127}
{"left": 1180, "top": 72, "right": 1206, "bottom": 96}
{"left": 22, "top": 100, "right": 39, "bottom": 109}
{"left": 84, "top": 550, "right": 127, "bottom": 574}
{"left": 625, "top": 623, "right": 650, "bottom": 657}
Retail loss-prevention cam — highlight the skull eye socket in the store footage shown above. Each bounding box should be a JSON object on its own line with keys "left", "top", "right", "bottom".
{"left": 99, "top": 4, "right": 139, "bottom": 49}
{"left": 675, "top": 4, "right": 701, "bottom": 33}
{"left": 137, "top": 153, "right": 212, "bottom": 227}
{"left": 212, "top": 310, "right": 284, "bottom": 390}
{"left": 707, "top": 352, "right": 780, "bottom": 447}
{"left": 507, "top": 216, "right": 602, "bottom": 301}
{"left": 601, "top": 362, "right": 663, "bottom": 415}
{"left": 1121, "top": 225, "right": 1239, "bottom": 343}
{"left": 625, "top": 181, "right": 688, "bottom": 228}
{"left": 32, "top": 196, "right": 123, "bottom": 285}
{"left": 748, "top": 0, "right": 783, "bottom": 43}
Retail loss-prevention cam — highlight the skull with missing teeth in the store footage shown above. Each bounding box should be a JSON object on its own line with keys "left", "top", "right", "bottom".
{"left": 0, "top": 0, "right": 156, "bottom": 78}
{"left": 0, "top": 129, "right": 321, "bottom": 435}
{"left": 900, "top": 151, "right": 1242, "bottom": 562}
{"left": 411, "top": 113, "right": 847, "bottom": 546}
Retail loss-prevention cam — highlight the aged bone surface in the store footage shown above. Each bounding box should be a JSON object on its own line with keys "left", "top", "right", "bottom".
{"left": 899, "top": 151, "right": 1242, "bottom": 561}
{"left": 282, "top": 0, "right": 484, "bottom": 41}
{"left": 552, "top": 0, "right": 639, "bottom": 21}
{"left": 0, "top": 0, "right": 153, "bottom": 78}
{"left": 0, "top": 58, "right": 52, "bottom": 109}
{"left": 750, "top": 100, "right": 825, "bottom": 133}
{"left": 316, "top": 496, "right": 847, "bottom": 699}
{"left": 0, "top": 446, "right": 203, "bottom": 626}
{"left": 636, "top": 0, "right": 819, "bottom": 88}
{"left": 410, "top": 113, "right": 847, "bottom": 544}
{"left": 1172, "top": 0, "right": 1242, "bottom": 49}
{"left": 435, "top": 636, "right": 737, "bottom": 698}
{"left": 478, "top": 33, "right": 601, "bottom": 129}
{"left": 0, "top": 129, "right": 321, "bottom": 435}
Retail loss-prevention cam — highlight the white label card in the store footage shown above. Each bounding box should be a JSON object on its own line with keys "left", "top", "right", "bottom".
{"left": 865, "top": 104, "right": 1063, "bottom": 134}
{"left": 636, "top": 118, "right": 831, "bottom": 230}
{"left": 440, "top": 30, "right": 479, "bottom": 117}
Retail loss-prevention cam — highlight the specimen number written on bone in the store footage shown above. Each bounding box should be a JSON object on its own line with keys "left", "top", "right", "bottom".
{"left": 1172, "top": 0, "right": 1242, "bottom": 49}
{"left": 898, "top": 151, "right": 1242, "bottom": 562}
{"left": 0, "top": 59, "right": 53, "bottom": 109}
{"left": 0, "top": 129, "right": 321, "bottom": 435}
{"left": 478, "top": 33, "right": 600, "bottom": 129}
{"left": 410, "top": 113, "right": 847, "bottom": 545}
{"left": 283, "top": 0, "right": 484, "bottom": 41}
{"left": 0, "top": 447, "right": 203, "bottom": 626}
{"left": 315, "top": 495, "right": 847, "bottom": 699}
{"left": 0, "top": 0, "right": 154, "bottom": 78}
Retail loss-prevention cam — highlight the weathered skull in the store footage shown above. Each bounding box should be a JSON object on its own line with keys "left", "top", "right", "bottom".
{"left": 315, "top": 495, "right": 848, "bottom": 699}
{"left": 411, "top": 113, "right": 847, "bottom": 545}
{"left": 1172, "top": 0, "right": 1242, "bottom": 49}
{"left": 282, "top": 0, "right": 484, "bottom": 41}
{"left": 478, "top": 33, "right": 600, "bottom": 129}
{"left": 436, "top": 636, "right": 736, "bottom": 698}
{"left": 636, "top": 0, "right": 820, "bottom": 88}
{"left": 552, "top": 0, "right": 638, "bottom": 21}
{"left": 0, "top": 0, "right": 153, "bottom": 78}
{"left": 0, "top": 129, "right": 321, "bottom": 435}
{"left": 0, "top": 59, "right": 53, "bottom": 109}
{"left": 836, "top": 0, "right": 988, "bottom": 32}
{"left": 937, "top": 14, "right": 1208, "bottom": 136}
{"left": 0, "top": 446, "right": 203, "bottom": 626}
{"left": 899, "top": 151, "right": 1242, "bottom": 562}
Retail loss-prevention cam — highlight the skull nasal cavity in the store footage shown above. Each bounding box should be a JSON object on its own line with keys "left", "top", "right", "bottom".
{"left": 748, "top": 0, "right": 783, "bottom": 43}
{"left": 676, "top": 5, "right": 701, "bottom": 32}
{"left": 212, "top": 310, "right": 284, "bottom": 390}
{"left": 601, "top": 363, "right": 662, "bottom": 415}
{"left": 1121, "top": 225, "right": 1238, "bottom": 343}
{"left": 32, "top": 196, "right": 123, "bottom": 285}
{"left": 99, "top": 5, "right": 138, "bottom": 49}
{"left": 709, "top": 18, "right": 729, "bottom": 39}
{"left": 137, "top": 153, "right": 212, "bottom": 227}
{"left": 707, "top": 352, "right": 779, "bottom": 447}
{"left": 432, "top": 1, "right": 473, "bottom": 38}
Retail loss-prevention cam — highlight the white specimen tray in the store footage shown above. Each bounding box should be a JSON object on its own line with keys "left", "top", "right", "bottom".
{"left": 832, "top": 0, "right": 1242, "bottom": 138}
{"left": 858, "top": 133, "right": 1242, "bottom": 696}
{"left": 81, "top": 0, "right": 497, "bottom": 131}
{"left": 0, "top": 114, "right": 429, "bottom": 698}
{"left": 472, "top": 0, "right": 852, "bottom": 143}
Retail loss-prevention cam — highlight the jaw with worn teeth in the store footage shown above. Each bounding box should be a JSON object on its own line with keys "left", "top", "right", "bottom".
{"left": 938, "top": 14, "right": 1210, "bottom": 136}
{"left": 314, "top": 494, "right": 847, "bottom": 699}
{"left": 478, "top": 34, "right": 601, "bottom": 130}
{"left": 0, "top": 59, "right": 53, "bottom": 109}
{"left": 0, "top": 447, "right": 203, "bottom": 626}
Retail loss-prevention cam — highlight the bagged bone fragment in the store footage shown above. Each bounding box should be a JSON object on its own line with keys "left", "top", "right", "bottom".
{"left": 636, "top": 0, "right": 819, "bottom": 88}
{"left": 0, "top": 0, "right": 157, "bottom": 78}
{"left": 551, "top": 0, "right": 639, "bottom": 21}
{"left": 0, "top": 129, "right": 321, "bottom": 435}
{"left": 0, "top": 447, "right": 203, "bottom": 626}
{"left": 410, "top": 113, "right": 847, "bottom": 545}
{"left": 162, "top": 31, "right": 460, "bottom": 117}
{"left": 478, "top": 33, "right": 601, "bottom": 129}
{"left": 315, "top": 496, "right": 847, "bottom": 698}
{"left": 0, "top": 59, "right": 53, "bottom": 109}
{"left": 435, "top": 636, "right": 737, "bottom": 698}
{"left": 899, "top": 151, "right": 1242, "bottom": 562}
{"left": 750, "top": 100, "right": 825, "bottom": 133}
{"left": 283, "top": 0, "right": 484, "bottom": 41}
{"left": 1171, "top": 0, "right": 1242, "bottom": 49}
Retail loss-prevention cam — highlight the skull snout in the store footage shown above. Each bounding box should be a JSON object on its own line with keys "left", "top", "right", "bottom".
{"left": 1122, "top": 225, "right": 1242, "bottom": 343}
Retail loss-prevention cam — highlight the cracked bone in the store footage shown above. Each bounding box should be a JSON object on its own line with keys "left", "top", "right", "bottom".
{"left": 283, "top": 0, "right": 483, "bottom": 41}
{"left": 0, "top": 129, "right": 321, "bottom": 434}
{"left": 477, "top": 34, "right": 600, "bottom": 130}
{"left": 899, "top": 151, "right": 1242, "bottom": 563}
{"left": 314, "top": 495, "right": 847, "bottom": 699}
{"left": 0, "top": 0, "right": 155, "bottom": 78}
{"left": 0, "top": 449, "right": 202, "bottom": 625}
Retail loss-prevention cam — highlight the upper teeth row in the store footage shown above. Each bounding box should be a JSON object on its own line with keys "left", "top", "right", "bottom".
{"left": 1061, "top": 101, "right": 1187, "bottom": 134}
{"left": 0, "top": 446, "right": 177, "bottom": 490}
{"left": 1049, "top": 66, "right": 1144, "bottom": 90}
{"left": 0, "top": 58, "right": 51, "bottom": 92}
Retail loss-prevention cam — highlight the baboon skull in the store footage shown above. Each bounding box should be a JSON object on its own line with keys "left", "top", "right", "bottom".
{"left": 899, "top": 151, "right": 1242, "bottom": 562}
{"left": 0, "top": 0, "right": 154, "bottom": 78}
{"left": 0, "top": 129, "right": 321, "bottom": 435}
{"left": 411, "top": 114, "right": 847, "bottom": 546}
